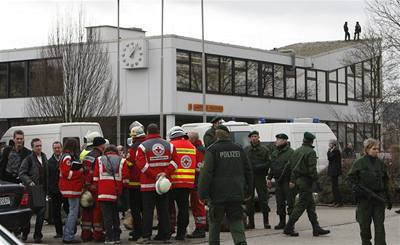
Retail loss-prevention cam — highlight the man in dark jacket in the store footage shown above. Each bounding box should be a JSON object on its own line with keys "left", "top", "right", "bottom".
{"left": 203, "top": 116, "right": 223, "bottom": 147}
{"left": 244, "top": 131, "right": 271, "bottom": 229}
{"left": 344, "top": 21, "right": 350, "bottom": 41}
{"left": 48, "top": 141, "right": 69, "bottom": 238}
{"left": 198, "top": 125, "right": 253, "bottom": 245}
{"left": 327, "top": 139, "right": 343, "bottom": 207}
{"left": 342, "top": 143, "right": 356, "bottom": 159}
{"left": 19, "top": 138, "right": 48, "bottom": 243}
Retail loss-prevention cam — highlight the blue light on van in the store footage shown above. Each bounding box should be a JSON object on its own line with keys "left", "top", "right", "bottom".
{"left": 313, "top": 118, "right": 320, "bottom": 123}
{"left": 258, "top": 117, "right": 267, "bottom": 124}
{"left": 288, "top": 119, "right": 294, "bottom": 123}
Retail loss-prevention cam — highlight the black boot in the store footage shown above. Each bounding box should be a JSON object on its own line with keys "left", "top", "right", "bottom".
{"left": 283, "top": 218, "right": 299, "bottom": 237}
{"left": 395, "top": 209, "right": 400, "bottom": 214}
{"left": 186, "top": 228, "right": 206, "bottom": 238}
{"left": 263, "top": 212, "right": 271, "bottom": 229}
{"left": 274, "top": 215, "right": 286, "bottom": 230}
{"left": 246, "top": 216, "right": 255, "bottom": 230}
{"left": 312, "top": 224, "right": 330, "bottom": 236}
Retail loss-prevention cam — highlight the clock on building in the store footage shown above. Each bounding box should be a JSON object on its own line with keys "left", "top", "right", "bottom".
{"left": 121, "top": 39, "right": 148, "bottom": 69}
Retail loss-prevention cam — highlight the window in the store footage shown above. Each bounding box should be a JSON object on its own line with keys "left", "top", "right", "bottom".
{"left": 317, "top": 71, "right": 326, "bottom": 102}
{"left": 220, "top": 57, "right": 232, "bottom": 94}
{"left": 347, "top": 66, "right": 355, "bottom": 99}
{"left": 328, "top": 70, "right": 338, "bottom": 103}
{"left": 355, "top": 63, "right": 363, "bottom": 100}
{"left": 261, "top": 63, "right": 273, "bottom": 97}
{"left": 363, "top": 60, "right": 372, "bottom": 97}
{"left": 338, "top": 123, "right": 346, "bottom": 148}
{"left": 234, "top": 60, "right": 246, "bottom": 95}
{"left": 191, "top": 53, "right": 202, "bottom": 91}
{"left": 29, "top": 59, "right": 63, "bottom": 97}
{"left": 285, "top": 67, "right": 296, "bottom": 99}
{"left": 247, "top": 61, "right": 258, "bottom": 96}
{"left": 306, "top": 69, "right": 317, "bottom": 101}
{"left": 176, "top": 51, "right": 190, "bottom": 90}
{"left": 338, "top": 68, "right": 346, "bottom": 104}
{"left": 274, "top": 65, "right": 284, "bottom": 98}
{"left": 9, "top": 61, "right": 27, "bottom": 98}
{"left": 0, "top": 63, "right": 7, "bottom": 98}
{"left": 206, "top": 55, "right": 219, "bottom": 92}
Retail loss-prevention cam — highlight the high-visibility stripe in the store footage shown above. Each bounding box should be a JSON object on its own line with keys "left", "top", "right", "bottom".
{"left": 61, "top": 190, "right": 82, "bottom": 196}
{"left": 93, "top": 177, "right": 99, "bottom": 181}
{"left": 170, "top": 161, "right": 178, "bottom": 169}
{"left": 141, "top": 183, "right": 155, "bottom": 188}
{"left": 129, "top": 181, "right": 140, "bottom": 186}
{"left": 171, "top": 175, "right": 195, "bottom": 179}
{"left": 176, "top": 148, "right": 196, "bottom": 155}
{"left": 141, "top": 163, "right": 149, "bottom": 173}
{"left": 123, "top": 179, "right": 129, "bottom": 184}
{"left": 149, "top": 162, "right": 170, "bottom": 167}
{"left": 98, "top": 194, "right": 117, "bottom": 200}
{"left": 175, "top": 169, "right": 195, "bottom": 173}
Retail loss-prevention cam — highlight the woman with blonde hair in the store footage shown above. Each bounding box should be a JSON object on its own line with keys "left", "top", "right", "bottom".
{"left": 347, "top": 138, "right": 392, "bottom": 245}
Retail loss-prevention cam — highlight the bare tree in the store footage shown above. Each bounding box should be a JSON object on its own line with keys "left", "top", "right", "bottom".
{"left": 26, "top": 12, "right": 117, "bottom": 122}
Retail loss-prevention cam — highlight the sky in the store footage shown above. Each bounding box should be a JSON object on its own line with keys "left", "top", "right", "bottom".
{"left": 0, "top": 0, "right": 369, "bottom": 50}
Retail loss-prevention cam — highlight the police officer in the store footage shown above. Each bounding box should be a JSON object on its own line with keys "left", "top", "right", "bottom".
{"left": 198, "top": 125, "right": 253, "bottom": 245}
{"left": 203, "top": 116, "right": 223, "bottom": 147}
{"left": 347, "top": 138, "right": 391, "bottom": 245}
{"left": 284, "top": 132, "right": 330, "bottom": 237}
{"left": 267, "top": 133, "right": 294, "bottom": 230}
{"left": 244, "top": 130, "right": 271, "bottom": 229}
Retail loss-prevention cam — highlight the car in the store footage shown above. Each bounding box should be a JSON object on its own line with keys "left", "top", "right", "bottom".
{"left": 0, "top": 181, "right": 32, "bottom": 233}
{"left": 0, "top": 225, "right": 24, "bottom": 245}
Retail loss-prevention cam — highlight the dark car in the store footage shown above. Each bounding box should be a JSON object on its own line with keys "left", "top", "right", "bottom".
{"left": 0, "top": 181, "right": 31, "bottom": 233}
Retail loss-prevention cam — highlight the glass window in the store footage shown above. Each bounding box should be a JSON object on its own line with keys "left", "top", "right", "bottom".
{"left": 220, "top": 57, "right": 232, "bottom": 94}
{"left": 338, "top": 68, "right": 345, "bottom": 83}
{"left": 307, "top": 79, "right": 317, "bottom": 101}
{"left": 296, "top": 68, "right": 305, "bottom": 99}
{"left": 317, "top": 71, "right": 326, "bottom": 102}
{"left": 338, "top": 83, "right": 346, "bottom": 104}
{"left": 329, "top": 70, "right": 337, "bottom": 81}
{"left": 206, "top": 55, "right": 219, "bottom": 92}
{"left": 46, "top": 59, "right": 63, "bottom": 96}
{"left": 363, "top": 60, "right": 371, "bottom": 97}
{"left": 190, "top": 53, "right": 202, "bottom": 92}
{"left": 0, "top": 63, "right": 7, "bottom": 98}
{"left": 338, "top": 123, "right": 346, "bottom": 149}
{"left": 9, "top": 61, "right": 27, "bottom": 98}
{"left": 247, "top": 61, "right": 258, "bottom": 96}
{"left": 307, "top": 69, "right": 316, "bottom": 79}
{"left": 274, "top": 65, "right": 284, "bottom": 98}
{"left": 176, "top": 51, "right": 190, "bottom": 90}
{"left": 355, "top": 63, "right": 363, "bottom": 100}
{"left": 329, "top": 82, "right": 337, "bottom": 103}
{"left": 234, "top": 60, "right": 246, "bottom": 95}
{"left": 286, "top": 67, "right": 296, "bottom": 99}
{"left": 261, "top": 63, "right": 273, "bottom": 97}
{"left": 347, "top": 66, "right": 355, "bottom": 99}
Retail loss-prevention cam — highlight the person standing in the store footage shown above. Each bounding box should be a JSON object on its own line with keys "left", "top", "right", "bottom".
{"left": 344, "top": 21, "right": 350, "bottom": 41}
{"left": 347, "top": 138, "right": 391, "bottom": 245}
{"left": 203, "top": 116, "right": 223, "bottom": 147}
{"left": 244, "top": 131, "right": 271, "bottom": 229}
{"left": 342, "top": 143, "right": 356, "bottom": 159}
{"left": 93, "top": 145, "right": 129, "bottom": 244}
{"left": 354, "top": 21, "right": 362, "bottom": 40}
{"left": 198, "top": 125, "right": 253, "bottom": 245}
{"left": 267, "top": 134, "right": 294, "bottom": 230}
{"left": 48, "top": 141, "right": 69, "bottom": 238}
{"left": 59, "top": 138, "right": 84, "bottom": 244}
{"left": 186, "top": 132, "right": 207, "bottom": 239}
{"left": 327, "top": 139, "right": 343, "bottom": 207}
{"left": 135, "top": 123, "right": 178, "bottom": 244}
{"left": 126, "top": 124, "right": 147, "bottom": 241}
{"left": 18, "top": 138, "right": 48, "bottom": 243}
{"left": 284, "top": 132, "right": 330, "bottom": 237}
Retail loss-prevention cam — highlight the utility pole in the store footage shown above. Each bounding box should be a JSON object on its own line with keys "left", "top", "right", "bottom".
{"left": 160, "top": 0, "right": 165, "bottom": 137}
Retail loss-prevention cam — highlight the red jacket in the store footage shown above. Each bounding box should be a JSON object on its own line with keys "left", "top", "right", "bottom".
{"left": 192, "top": 139, "right": 205, "bottom": 174}
{"left": 126, "top": 137, "right": 145, "bottom": 189}
{"left": 59, "top": 152, "right": 84, "bottom": 198}
{"left": 93, "top": 152, "right": 129, "bottom": 202}
{"left": 82, "top": 148, "right": 103, "bottom": 193}
{"left": 170, "top": 137, "right": 197, "bottom": 189}
{"left": 135, "top": 134, "right": 178, "bottom": 192}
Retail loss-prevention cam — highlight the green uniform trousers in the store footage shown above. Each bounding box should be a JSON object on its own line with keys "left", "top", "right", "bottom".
{"left": 208, "top": 202, "right": 247, "bottom": 245}
{"left": 289, "top": 179, "right": 318, "bottom": 225}
{"left": 275, "top": 179, "right": 295, "bottom": 216}
{"left": 356, "top": 199, "right": 386, "bottom": 245}
{"left": 246, "top": 174, "right": 270, "bottom": 216}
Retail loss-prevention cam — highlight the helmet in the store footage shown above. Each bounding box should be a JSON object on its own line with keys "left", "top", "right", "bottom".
{"left": 129, "top": 121, "right": 144, "bottom": 132}
{"left": 167, "top": 126, "right": 187, "bottom": 140}
{"left": 155, "top": 176, "right": 171, "bottom": 195}
{"left": 130, "top": 126, "right": 146, "bottom": 138}
{"left": 84, "top": 131, "right": 102, "bottom": 146}
{"left": 80, "top": 190, "right": 94, "bottom": 208}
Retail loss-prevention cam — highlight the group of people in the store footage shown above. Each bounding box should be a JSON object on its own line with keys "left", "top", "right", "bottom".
{"left": 344, "top": 21, "right": 362, "bottom": 40}
{"left": 0, "top": 116, "right": 395, "bottom": 245}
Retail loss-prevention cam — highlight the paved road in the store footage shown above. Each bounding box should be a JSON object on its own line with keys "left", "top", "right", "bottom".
{"left": 22, "top": 205, "right": 399, "bottom": 245}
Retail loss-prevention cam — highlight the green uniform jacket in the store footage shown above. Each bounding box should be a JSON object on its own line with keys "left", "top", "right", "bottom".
{"left": 198, "top": 139, "right": 254, "bottom": 203}
{"left": 347, "top": 155, "right": 389, "bottom": 192}
{"left": 244, "top": 142, "right": 271, "bottom": 175}
{"left": 203, "top": 127, "right": 216, "bottom": 148}
{"left": 268, "top": 144, "right": 294, "bottom": 181}
{"left": 290, "top": 143, "right": 318, "bottom": 184}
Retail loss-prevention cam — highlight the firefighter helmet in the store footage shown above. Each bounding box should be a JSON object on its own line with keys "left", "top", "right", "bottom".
{"left": 167, "top": 126, "right": 187, "bottom": 140}
{"left": 155, "top": 176, "right": 171, "bottom": 195}
{"left": 80, "top": 190, "right": 94, "bottom": 208}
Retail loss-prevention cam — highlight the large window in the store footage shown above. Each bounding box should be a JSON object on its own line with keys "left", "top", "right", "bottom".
{"left": 191, "top": 53, "right": 202, "bottom": 91}
{"left": 274, "top": 65, "right": 284, "bottom": 98}
{"left": 9, "top": 61, "right": 27, "bottom": 98}
{"left": 176, "top": 51, "right": 190, "bottom": 90}
{"left": 234, "top": 60, "right": 246, "bottom": 95}
{"left": 220, "top": 57, "right": 232, "bottom": 94}
{"left": 295, "top": 68, "right": 305, "bottom": 99}
{"left": 29, "top": 59, "right": 63, "bottom": 97}
{"left": 0, "top": 64, "right": 7, "bottom": 98}
{"left": 317, "top": 71, "right": 326, "bottom": 102}
{"left": 261, "top": 63, "right": 273, "bottom": 97}
{"left": 285, "top": 67, "right": 296, "bottom": 99}
{"left": 306, "top": 69, "right": 317, "bottom": 101}
{"left": 206, "top": 55, "right": 219, "bottom": 92}
{"left": 247, "top": 61, "right": 258, "bottom": 96}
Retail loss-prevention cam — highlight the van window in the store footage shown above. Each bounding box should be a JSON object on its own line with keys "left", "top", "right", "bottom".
{"left": 230, "top": 131, "right": 251, "bottom": 148}
{"left": 62, "top": 137, "right": 80, "bottom": 146}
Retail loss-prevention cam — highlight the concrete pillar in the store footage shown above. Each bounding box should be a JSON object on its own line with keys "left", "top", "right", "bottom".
{"left": 166, "top": 114, "right": 176, "bottom": 134}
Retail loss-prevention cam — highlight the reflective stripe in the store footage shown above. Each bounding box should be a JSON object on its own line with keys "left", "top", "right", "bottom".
{"left": 141, "top": 163, "right": 149, "bottom": 173}
{"left": 141, "top": 183, "right": 155, "bottom": 188}
{"left": 149, "top": 162, "right": 170, "bottom": 167}
{"left": 98, "top": 157, "right": 123, "bottom": 181}
{"left": 126, "top": 160, "right": 134, "bottom": 167}
{"left": 67, "top": 170, "right": 73, "bottom": 180}
{"left": 123, "top": 179, "right": 129, "bottom": 184}
{"left": 129, "top": 181, "right": 140, "bottom": 186}
{"left": 82, "top": 221, "right": 92, "bottom": 226}
{"left": 170, "top": 161, "right": 178, "bottom": 169}
{"left": 61, "top": 190, "right": 82, "bottom": 196}
{"left": 171, "top": 181, "right": 194, "bottom": 184}
{"left": 93, "top": 177, "right": 99, "bottom": 181}
{"left": 176, "top": 148, "right": 196, "bottom": 155}
{"left": 98, "top": 194, "right": 117, "bottom": 200}
{"left": 175, "top": 169, "right": 195, "bottom": 173}
{"left": 171, "top": 175, "right": 195, "bottom": 179}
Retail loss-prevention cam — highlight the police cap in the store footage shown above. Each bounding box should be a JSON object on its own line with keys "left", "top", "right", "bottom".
{"left": 275, "top": 133, "right": 288, "bottom": 140}
{"left": 248, "top": 131, "right": 259, "bottom": 137}
{"left": 216, "top": 125, "right": 230, "bottom": 133}
{"left": 304, "top": 132, "right": 316, "bottom": 141}
{"left": 210, "top": 116, "right": 223, "bottom": 124}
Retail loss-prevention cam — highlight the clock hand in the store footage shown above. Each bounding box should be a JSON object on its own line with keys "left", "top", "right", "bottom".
{"left": 129, "top": 45, "right": 137, "bottom": 58}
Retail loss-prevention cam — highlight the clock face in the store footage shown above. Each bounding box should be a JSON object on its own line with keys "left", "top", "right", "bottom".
{"left": 121, "top": 40, "right": 147, "bottom": 69}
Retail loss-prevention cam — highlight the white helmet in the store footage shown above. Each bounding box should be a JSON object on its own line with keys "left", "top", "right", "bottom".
{"left": 167, "top": 126, "right": 187, "bottom": 140}
{"left": 155, "top": 176, "right": 171, "bottom": 195}
{"left": 80, "top": 190, "right": 94, "bottom": 208}
{"left": 85, "top": 131, "right": 102, "bottom": 146}
{"left": 129, "top": 121, "right": 144, "bottom": 131}
{"left": 130, "top": 126, "right": 146, "bottom": 138}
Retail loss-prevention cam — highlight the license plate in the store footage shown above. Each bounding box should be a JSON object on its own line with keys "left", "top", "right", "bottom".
{"left": 0, "top": 196, "right": 11, "bottom": 206}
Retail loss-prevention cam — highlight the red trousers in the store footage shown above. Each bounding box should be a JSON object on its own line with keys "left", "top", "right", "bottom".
{"left": 190, "top": 189, "right": 206, "bottom": 229}
{"left": 81, "top": 199, "right": 104, "bottom": 241}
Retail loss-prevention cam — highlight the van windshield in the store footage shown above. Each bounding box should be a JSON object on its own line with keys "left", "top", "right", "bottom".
{"left": 230, "top": 131, "right": 251, "bottom": 148}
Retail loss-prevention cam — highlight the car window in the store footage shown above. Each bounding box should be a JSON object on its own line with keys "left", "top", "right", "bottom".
{"left": 230, "top": 131, "right": 251, "bottom": 148}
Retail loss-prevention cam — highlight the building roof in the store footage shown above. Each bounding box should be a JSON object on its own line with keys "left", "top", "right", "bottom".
{"left": 279, "top": 40, "right": 360, "bottom": 57}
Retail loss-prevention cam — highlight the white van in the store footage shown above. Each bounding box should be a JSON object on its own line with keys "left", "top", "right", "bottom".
{"left": 0, "top": 122, "right": 103, "bottom": 156}
{"left": 251, "top": 123, "right": 336, "bottom": 172}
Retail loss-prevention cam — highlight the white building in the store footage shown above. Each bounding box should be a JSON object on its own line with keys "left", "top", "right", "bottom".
{"left": 0, "top": 26, "right": 380, "bottom": 151}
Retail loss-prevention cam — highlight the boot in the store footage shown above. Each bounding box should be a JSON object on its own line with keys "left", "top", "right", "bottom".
{"left": 186, "top": 228, "right": 206, "bottom": 238}
{"left": 283, "top": 218, "right": 299, "bottom": 237}
{"left": 262, "top": 212, "right": 271, "bottom": 229}
{"left": 312, "top": 224, "right": 330, "bottom": 236}
{"left": 246, "top": 216, "right": 255, "bottom": 230}
{"left": 274, "top": 215, "right": 286, "bottom": 230}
